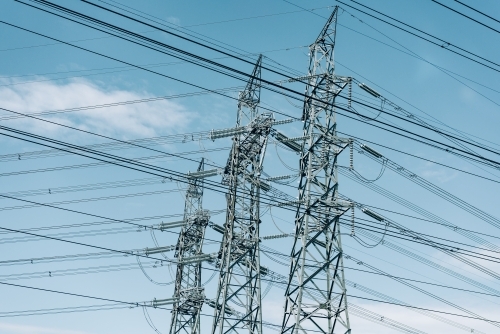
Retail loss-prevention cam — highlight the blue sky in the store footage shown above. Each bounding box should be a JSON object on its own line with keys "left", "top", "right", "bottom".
{"left": 0, "top": 0, "right": 500, "bottom": 333}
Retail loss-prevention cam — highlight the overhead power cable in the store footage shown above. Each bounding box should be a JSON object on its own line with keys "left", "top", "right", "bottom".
{"left": 0, "top": 303, "right": 130, "bottom": 318}
{"left": 338, "top": 131, "right": 500, "bottom": 185}
{"left": 0, "top": 211, "right": 190, "bottom": 239}
{"left": 17, "top": 0, "right": 301, "bottom": 86}
{"left": 0, "top": 188, "right": 184, "bottom": 213}
{"left": 11, "top": 241, "right": 497, "bottom": 301}
{"left": 0, "top": 219, "right": 492, "bottom": 332}
{"left": 0, "top": 88, "right": 243, "bottom": 121}
{"left": 343, "top": 78, "right": 499, "bottom": 157}
{"left": 337, "top": 60, "right": 500, "bottom": 148}
{"left": 0, "top": 225, "right": 321, "bottom": 332}
{"left": 340, "top": 168, "right": 500, "bottom": 253}
{"left": 259, "top": 248, "right": 487, "bottom": 334}
{"left": 259, "top": 244, "right": 495, "bottom": 332}
{"left": 0, "top": 250, "right": 124, "bottom": 266}
{"left": 348, "top": 294, "right": 500, "bottom": 324}
{"left": 6, "top": 2, "right": 496, "bottom": 330}
{"left": 2, "top": 18, "right": 499, "bottom": 170}
{"left": 351, "top": 140, "right": 500, "bottom": 231}
{"left": 342, "top": 217, "right": 500, "bottom": 257}
{"left": 344, "top": 265, "right": 500, "bottom": 298}
{"left": 338, "top": 0, "right": 500, "bottom": 72}
{"left": 0, "top": 20, "right": 298, "bottom": 122}
{"left": 0, "top": 226, "right": 139, "bottom": 246}
{"left": 0, "top": 280, "right": 169, "bottom": 312}
{"left": 0, "top": 126, "right": 307, "bottom": 231}
{"left": 0, "top": 252, "right": 480, "bottom": 334}
{"left": 93, "top": 0, "right": 309, "bottom": 78}
{"left": 0, "top": 177, "right": 174, "bottom": 198}
{"left": 342, "top": 222, "right": 500, "bottom": 296}
{"left": 341, "top": 219, "right": 500, "bottom": 264}
{"left": 454, "top": 0, "right": 500, "bottom": 25}
{"left": 431, "top": 0, "right": 500, "bottom": 34}
{"left": 17, "top": 0, "right": 500, "bottom": 161}
{"left": 339, "top": 89, "right": 500, "bottom": 159}
{"left": 354, "top": 203, "right": 500, "bottom": 242}
{"left": 0, "top": 279, "right": 288, "bottom": 331}
{"left": 344, "top": 279, "right": 487, "bottom": 334}
{"left": 347, "top": 303, "right": 428, "bottom": 334}
{"left": 285, "top": 0, "right": 500, "bottom": 104}
{"left": 0, "top": 126, "right": 304, "bottom": 214}
{"left": 15, "top": 0, "right": 500, "bottom": 169}
{"left": 0, "top": 148, "right": 226, "bottom": 178}
{"left": 59, "top": 0, "right": 500, "bottom": 157}
{"left": 0, "top": 261, "right": 158, "bottom": 282}
{"left": 343, "top": 254, "right": 500, "bottom": 328}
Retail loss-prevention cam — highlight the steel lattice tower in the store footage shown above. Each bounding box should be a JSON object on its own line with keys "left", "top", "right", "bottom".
{"left": 211, "top": 56, "right": 272, "bottom": 334}
{"left": 169, "top": 159, "right": 210, "bottom": 334}
{"left": 281, "top": 7, "right": 352, "bottom": 334}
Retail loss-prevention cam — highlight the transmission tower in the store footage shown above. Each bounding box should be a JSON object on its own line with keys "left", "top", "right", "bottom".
{"left": 211, "top": 55, "right": 272, "bottom": 334}
{"left": 169, "top": 158, "right": 210, "bottom": 334}
{"left": 280, "top": 7, "right": 352, "bottom": 334}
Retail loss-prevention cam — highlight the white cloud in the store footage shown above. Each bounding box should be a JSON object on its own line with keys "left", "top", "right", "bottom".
{"left": 419, "top": 161, "right": 458, "bottom": 183}
{"left": 459, "top": 86, "right": 478, "bottom": 103}
{"left": 0, "top": 78, "right": 193, "bottom": 140}
{"left": 166, "top": 16, "right": 181, "bottom": 26}
{"left": 0, "top": 322, "right": 91, "bottom": 334}
{"left": 420, "top": 168, "right": 458, "bottom": 183}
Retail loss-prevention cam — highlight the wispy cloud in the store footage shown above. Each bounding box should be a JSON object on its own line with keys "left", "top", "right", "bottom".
{"left": 418, "top": 161, "right": 459, "bottom": 183}
{"left": 420, "top": 168, "right": 458, "bottom": 183}
{"left": 166, "top": 16, "right": 181, "bottom": 26}
{"left": 0, "top": 78, "right": 194, "bottom": 140}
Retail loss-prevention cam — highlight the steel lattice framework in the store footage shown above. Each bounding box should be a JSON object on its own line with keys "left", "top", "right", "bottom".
{"left": 236, "top": 55, "right": 263, "bottom": 128}
{"left": 211, "top": 56, "right": 272, "bottom": 334}
{"left": 280, "top": 7, "right": 352, "bottom": 334}
{"left": 169, "top": 159, "right": 210, "bottom": 334}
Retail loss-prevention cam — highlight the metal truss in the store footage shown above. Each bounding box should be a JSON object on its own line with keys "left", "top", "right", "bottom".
{"left": 281, "top": 7, "right": 352, "bottom": 334}
{"left": 169, "top": 159, "right": 210, "bottom": 334}
{"left": 236, "top": 55, "right": 263, "bottom": 128}
{"left": 211, "top": 55, "right": 272, "bottom": 334}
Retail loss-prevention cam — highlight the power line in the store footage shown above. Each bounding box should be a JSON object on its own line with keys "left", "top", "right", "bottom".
{"left": 338, "top": 131, "right": 500, "bottom": 184}
{"left": 337, "top": 9, "right": 500, "bottom": 111}
{"left": 30, "top": 1, "right": 500, "bottom": 161}
{"left": 0, "top": 200, "right": 494, "bottom": 331}
{"left": 338, "top": 0, "right": 500, "bottom": 72}
{"left": 347, "top": 294, "right": 500, "bottom": 324}
{"left": 0, "top": 280, "right": 158, "bottom": 310}
{"left": 25, "top": 0, "right": 497, "bottom": 157}
{"left": 343, "top": 265, "right": 500, "bottom": 298}
{"left": 2, "top": 3, "right": 496, "bottom": 332}
{"left": 454, "top": 0, "right": 500, "bottom": 25}
{"left": 355, "top": 203, "right": 500, "bottom": 242}
{"left": 286, "top": 0, "right": 500, "bottom": 99}
{"left": 15, "top": 0, "right": 500, "bottom": 164}
{"left": 4, "top": 15, "right": 500, "bottom": 170}
{"left": 341, "top": 219, "right": 500, "bottom": 262}
{"left": 431, "top": 0, "right": 500, "bottom": 34}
